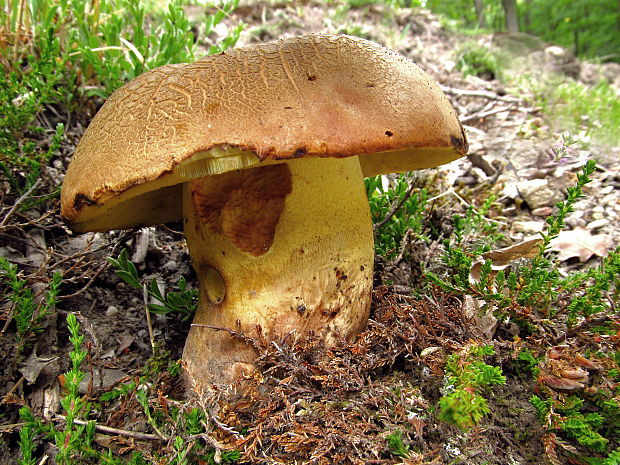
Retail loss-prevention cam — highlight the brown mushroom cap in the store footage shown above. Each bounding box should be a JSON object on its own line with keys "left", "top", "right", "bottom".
{"left": 61, "top": 34, "right": 467, "bottom": 232}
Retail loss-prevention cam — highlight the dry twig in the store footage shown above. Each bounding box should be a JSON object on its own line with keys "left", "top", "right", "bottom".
{"left": 0, "top": 179, "right": 42, "bottom": 228}
{"left": 54, "top": 415, "right": 165, "bottom": 441}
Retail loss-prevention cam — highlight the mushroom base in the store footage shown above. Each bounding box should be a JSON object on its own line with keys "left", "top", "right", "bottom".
{"left": 182, "top": 156, "right": 374, "bottom": 390}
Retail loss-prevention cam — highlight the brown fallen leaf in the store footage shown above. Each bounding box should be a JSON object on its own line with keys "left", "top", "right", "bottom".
{"left": 550, "top": 226, "right": 611, "bottom": 262}
{"left": 541, "top": 375, "right": 585, "bottom": 391}
{"left": 19, "top": 351, "right": 58, "bottom": 384}
{"left": 470, "top": 238, "right": 542, "bottom": 283}
{"left": 539, "top": 346, "right": 603, "bottom": 393}
{"left": 462, "top": 294, "right": 498, "bottom": 339}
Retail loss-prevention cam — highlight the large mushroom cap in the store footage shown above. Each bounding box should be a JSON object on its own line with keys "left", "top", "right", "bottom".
{"left": 61, "top": 34, "right": 467, "bottom": 232}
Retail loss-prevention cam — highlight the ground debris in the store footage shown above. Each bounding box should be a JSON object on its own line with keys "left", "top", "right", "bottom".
{"left": 201, "top": 287, "right": 475, "bottom": 464}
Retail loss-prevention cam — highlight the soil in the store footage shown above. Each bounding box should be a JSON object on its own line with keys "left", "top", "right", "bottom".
{"left": 1, "top": 1, "right": 619, "bottom": 464}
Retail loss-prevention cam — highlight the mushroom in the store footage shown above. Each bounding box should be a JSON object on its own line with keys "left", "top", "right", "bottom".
{"left": 61, "top": 34, "right": 467, "bottom": 388}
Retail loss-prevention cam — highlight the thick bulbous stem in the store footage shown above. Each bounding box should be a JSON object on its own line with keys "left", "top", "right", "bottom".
{"left": 182, "top": 156, "right": 374, "bottom": 389}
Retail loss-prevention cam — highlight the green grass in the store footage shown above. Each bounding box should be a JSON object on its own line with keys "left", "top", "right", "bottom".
{"left": 545, "top": 79, "right": 620, "bottom": 146}
{"left": 0, "top": 0, "right": 242, "bottom": 193}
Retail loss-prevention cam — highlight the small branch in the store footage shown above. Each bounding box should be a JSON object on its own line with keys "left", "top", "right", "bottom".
{"left": 461, "top": 106, "right": 512, "bottom": 123}
{"left": 461, "top": 105, "right": 540, "bottom": 123}
{"left": 427, "top": 188, "right": 508, "bottom": 226}
{"left": 58, "top": 261, "right": 109, "bottom": 301}
{"left": 0, "top": 422, "right": 26, "bottom": 433}
{"left": 143, "top": 285, "right": 156, "bottom": 355}
{"left": 191, "top": 323, "right": 262, "bottom": 350}
{"left": 0, "top": 179, "right": 42, "bottom": 228}
{"left": 1, "top": 375, "right": 25, "bottom": 399}
{"left": 386, "top": 228, "right": 413, "bottom": 269}
{"left": 427, "top": 187, "right": 469, "bottom": 207}
{"left": 373, "top": 179, "right": 417, "bottom": 232}
{"left": 440, "top": 85, "right": 522, "bottom": 103}
{"left": 54, "top": 415, "right": 165, "bottom": 441}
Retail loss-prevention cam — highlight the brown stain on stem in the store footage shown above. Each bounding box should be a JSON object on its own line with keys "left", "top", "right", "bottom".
{"left": 191, "top": 164, "right": 292, "bottom": 256}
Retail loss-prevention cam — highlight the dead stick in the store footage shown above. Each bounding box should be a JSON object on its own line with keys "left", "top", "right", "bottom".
{"left": 0, "top": 179, "right": 42, "bottom": 228}
{"left": 461, "top": 106, "right": 513, "bottom": 123}
{"left": 439, "top": 85, "right": 522, "bottom": 103}
{"left": 143, "top": 285, "right": 156, "bottom": 354}
{"left": 54, "top": 415, "right": 165, "bottom": 441}
{"left": 0, "top": 422, "right": 26, "bottom": 433}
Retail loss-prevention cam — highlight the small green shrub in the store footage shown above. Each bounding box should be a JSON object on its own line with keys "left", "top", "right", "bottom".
{"left": 532, "top": 393, "right": 620, "bottom": 462}
{"left": 108, "top": 249, "right": 198, "bottom": 320}
{"left": 425, "top": 141, "right": 620, "bottom": 461}
{"left": 0, "top": 0, "right": 242, "bottom": 193}
{"left": 427, "top": 154, "right": 597, "bottom": 324}
{"left": 438, "top": 344, "right": 506, "bottom": 429}
{"left": 19, "top": 313, "right": 241, "bottom": 463}
{"left": 17, "top": 425, "right": 36, "bottom": 465}
{"left": 549, "top": 79, "right": 620, "bottom": 146}
{"left": 386, "top": 429, "right": 410, "bottom": 458}
{"left": 366, "top": 174, "right": 428, "bottom": 259}
{"left": 0, "top": 257, "right": 61, "bottom": 351}
{"left": 0, "top": 33, "right": 66, "bottom": 194}
{"left": 20, "top": 313, "right": 100, "bottom": 464}
{"left": 521, "top": 74, "right": 620, "bottom": 146}
{"left": 456, "top": 42, "right": 500, "bottom": 80}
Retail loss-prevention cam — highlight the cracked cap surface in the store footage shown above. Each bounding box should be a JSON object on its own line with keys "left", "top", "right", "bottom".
{"left": 61, "top": 34, "right": 467, "bottom": 232}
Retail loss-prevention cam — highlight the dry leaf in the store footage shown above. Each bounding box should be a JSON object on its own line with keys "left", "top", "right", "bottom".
{"left": 539, "top": 346, "right": 602, "bottom": 392}
{"left": 467, "top": 241, "right": 541, "bottom": 339}
{"left": 550, "top": 227, "right": 611, "bottom": 262}
{"left": 541, "top": 375, "right": 585, "bottom": 391}
{"left": 462, "top": 295, "right": 498, "bottom": 339}
{"left": 19, "top": 351, "right": 58, "bottom": 384}
{"left": 470, "top": 238, "right": 542, "bottom": 282}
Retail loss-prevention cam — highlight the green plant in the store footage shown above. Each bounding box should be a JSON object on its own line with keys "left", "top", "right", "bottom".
{"left": 0, "top": 32, "right": 66, "bottom": 193}
{"left": 532, "top": 393, "right": 620, "bottom": 463}
{"left": 516, "top": 348, "right": 542, "bottom": 377}
{"left": 56, "top": 313, "right": 96, "bottom": 462}
{"left": 518, "top": 0, "right": 620, "bottom": 60}
{"left": 17, "top": 424, "right": 37, "bottom": 465}
{"left": 0, "top": 0, "right": 242, "bottom": 193}
{"left": 107, "top": 249, "right": 198, "bottom": 319}
{"left": 438, "top": 344, "right": 506, "bottom": 429}
{"left": 455, "top": 42, "right": 500, "bottom": 80}
{"left": 545, "top": 79, "right": 620, "bottom": 146}
{"left": 204, "top": 0, "right": 245, "bottom": 56}
{"left": 19, "top": 313, "right": 101, "bottom": 464}
{"left": 132, "top": 388, "right": 240, "bottom": 465}
{"left": 98, "top": 380, "right": 137, "bottom": 403}
{"left": 426, "top": 152, "right": 597, "bottom": 324}
{"left": 515, "top": 157, "right": 595, "bottom": 315}
{"left": 420, "top": 140, "right": 620, "bottom": 460}
{"left": 366, "top": 174, "right": 429, "bottom": 259}
{"left": 0, "top": 257, "right": 61, "bottom": 350}
{"left": 562, "top": 247, "right": 620, "bottom": 326}
{"left": 386, "top": 429, "right": 410, "bottom": 458}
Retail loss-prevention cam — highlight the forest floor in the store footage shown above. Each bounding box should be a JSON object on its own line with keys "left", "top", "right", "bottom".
{"left": 1, "top": 1, "right": 620, "bottom": 464}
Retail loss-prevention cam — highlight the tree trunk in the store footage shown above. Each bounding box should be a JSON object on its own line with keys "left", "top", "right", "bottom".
{"left": 502, "top": 0, "right": 519, "bottom": 33}
{"left": 474, "top": 0, "right": 486, "bottom": 29}
{"left": 522, "top": 0, "right": 532, "bottom": 33}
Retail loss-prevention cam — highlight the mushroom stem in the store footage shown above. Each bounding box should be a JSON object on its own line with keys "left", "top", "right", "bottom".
{"left": 182, "top": 156, "right": 374, "bottom": 388}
